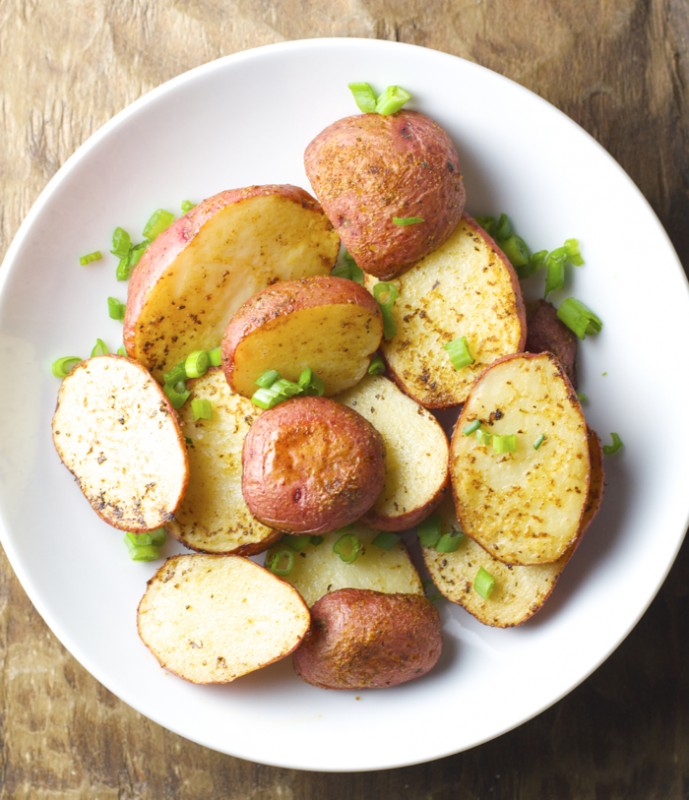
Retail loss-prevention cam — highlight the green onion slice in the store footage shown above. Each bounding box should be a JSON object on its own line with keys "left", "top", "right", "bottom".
{"left": 494, "top": 213, "right": 512, "bottom": 241}
{"left": 256, "top": 369, "right": 281, "bottom": 388}
{"left": 463, "top": 419, "right": 481, "bottom": 435}
{"left": 417, "top": 515, "right": 442, "bottom": 548}
{"left": 191, "top": 397, "right": 212, "bottom": 421}
{"left": 557, "top": 297, "right": 603, "bottom": 339}
{"left": 184, "top": 350, "right": 210, "bottom": 379}
{"left": 444, "top": 336, "right": 474, "bottom": 370}
{"left": 207, "top": 346, "right": 222, "bottom": 367}
{"left": 51, "top": 356, "right": 81, "bottom": 378}
{"left": 500, "top": 235, "right": 531, "bottom": 269}
{"left": 90, "top": 338, "right": 109, "bottom": 357}
{"left": 267, "top": 549, "right": 295, "bottom": 576}
{"left": 79, "top": 250, "right": 102, "bottom": 266}
{"left": 333, "top": 532, "right": 363, "bottom": 563}
{"left": 564, "top": 238, "right": 584, "bottom": 266}
{"left": 367, "top": 354, "right": 386, "bottom": 376}
{"left": 180, "top": 200, "right": 196, "bottom": 214}
{"left": 111, "top": 227, "right": 131, "bottom": 258}
{"left": 475, "top": 428, "right": 493, "bottom": 447}
{"left": 375, "top": 85, "right": 412, "bottom": 115}
{"left": 603, "top": 432, "right": 624, "bottom": 455}
{"left": 544, "top": 247, "right": 567, "bottom": 296}
{"left": 123, "top": 530, "right": 165, "bottom": 562}
{"left": 163, "top": 380, "right": 191, "bottom": 409}
{"left": 474, "top": 566, "right": 496, "bottom": 600}
{"left": 533, "top": 433, "right": 546, "bottom": 450}
{"left": 392, "top": 216, "right": 424, "bottom": 226}
{"left": 251, "top": 387, "right": 282, "bottom": 410}
{"left": 373, "top": 282, "right": 399, "bottom": 340}
{"left": 371, "top": 531, "right": 399, "bottom": 550}
{"left": 107, "top": 296, "right": 126, "bottom": 321}
{"left": 142, "top": 209, "right": 175, "bottom": 240}
{"left": 492, "top": 433, "right": 517, "bottom": 454}
{"left": 435, "top": 530, "right": 464, "bottom": 553}
{"left": 164, "top": 362, "right": 187, "bottom": 386}
{"left": 348, "top": 81, "right": 377, "bottom": 113}
{"left": 331, "top": 249, "right": 364, "bottom": 284}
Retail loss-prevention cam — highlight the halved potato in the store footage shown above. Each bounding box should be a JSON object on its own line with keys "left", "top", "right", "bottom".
{"left": 293, "top": 588, "right": 442, "bottom": 690}
{"left": 124, "top": 185, "right": 340, "bottom": 378}
{"left": 365, "top": 215, "right": 526, "bottom": 408}
{"left": 166, "top": 368, "right": 279, "bottom": 555}
{"left": 425, "top": 429, "right": 604, "bottom": 626}
{"left": 338, "top": 375, "right": 449, "bottom": 530}
{"left": 222, "top": 275, "right": 383, "bottom": 398}
{"left": 264, "top": 524, "right": 424, "bottom": 607}
{"left": 51, "top": 355, "right": 188, "bottom": 531}
{"left": 137, "top": 554, "right": 310, "bottom": 684}
{"left": 242, "top": 396, "right": 386, "bottom": 534}
{"left": 450, "top": 352, "right": 591, "bottom": 565}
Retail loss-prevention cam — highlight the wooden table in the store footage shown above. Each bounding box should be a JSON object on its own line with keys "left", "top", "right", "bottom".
{"left": 1, "top": 1, "right": 688, "bottom": 796}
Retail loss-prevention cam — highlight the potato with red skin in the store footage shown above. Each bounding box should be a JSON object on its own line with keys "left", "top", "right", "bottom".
{"left": 242, "top": 396, "right": 386, "bottom": 534}
{"left": 222, "top": 275, "right": 383, "bottom": 398}
{"left": 293, "top": 588, "right": 442, "bottom": 690}
{"left": 305, "top": 110, "right": 465, "bottom": 279}
{"left": 525, "top": 299, "right": 579, "bottom": 388}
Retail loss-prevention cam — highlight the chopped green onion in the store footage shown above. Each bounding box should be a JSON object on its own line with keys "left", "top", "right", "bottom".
{"left": 392, "top": 216, "right": 424, "bottom": 226}
{"left": 375, "top": 85, "right": 412, "bottom": 115}
{"left": 123, "top": 530, "right": 166, "bottom": 562}
{"left": 116, "top": 345, "right": 127, "bottom": 356}
{"left": 267, "top": 549, "right": 295, "bottom": 576}
{"left": 367, "top": 354, "right": 386, "bottom": 376}
{"left": 251, "top": 386, "right": 282, "bottom": 410}
{"left": 500, "top": 235, "right": 530, "bottom": 269}
{"left": 142, "top": 209, "right": 175, "bottom": 240}
{"left": 417, "top": 515, "right": 442, "bottom": 548}
{"left": 373, "top": 282, "right": 399, "bottom": 340}
{"left": 164, "top": 361, "right": 187, "bottom": 386}
{"left": 372, "top": 531, "right": 399, "bottom": 550}
{"left": 603, "top": 432, "right": 624, "bottom": 455}
{"left": 285, "top": 535, "right": 314, "bottom": 552}
{"left": 494, "top": 213, "right": 512, "bottom": 241}
{"left": 475, "top": 428, "right": 493, "bottom": 447}
{"left": 184, "top": 350, "right": 210, "bottom": 379}
{"left": 79, "top": 250, "right": 102, "bottom": 266}
{"left": 333, "top": 532, "right": 363, "bottom": 563}
{"left": 91, "top": 338, "right": 109, "bottom": 357}
{"left": 435, "top": 530, "right": 464, "bottom": 553}
{"left": 51, "top": 356, "right": 81, "bottom": 378}
{"left": 348, "top": 81, "right": 377, "bottom": 113}
{"left": 127, "top": 240, "right": 149, "bottom": 269}
{"left": 111, "top": 227, "right": 131, "bottom": 258}
{"left": 564, "top": 238, "right": 584, "bottom": 266}
{"left": 163, "top": 380, "right": 191, "bottom": 409}
{"left": 444, "top": 336, "right": 474, "bottom": 370}
{"left": 107, "top": 296, "right": 126, "bottom": 321}
{"left": 557, "top": 298, "right": 603, "bottom": 339}
{"left": 463, "top": 419, "right": 481, "bottom": 435}
{"left": 474, "top": 566, "right": 496, "bottom": 600}
{"left": 544, "top": 247, "right": 567, "bottom": 296}
{"left": 181, "top": 200, "right": 196, "bottom": 214}
{"left": 298, "top": 367, "right": 325, "bottom": 396}
{"left": 191, "top": 397, "right": 212, "bottom": 421}
{"left": 256, "top": 369, "right": 281, "bottom": 388}
{"left": 332, "top": 249, "right": 364, "bottom": 284}
{"left": 271, "top": 378, "right": 302, "bottom": 399}
{"left": 207, "top": 346, "right": 222, "bottom": 367}
{"left": 533, "top": 433, "right": 546, "bottom": 450}
{"left": 492, "top": 433, "right": 517, "bottom": 454}
{"left": 475, "top": 215, "right": 497, "bottom": 236}
{"left": 577, "top": 391, "right": 589, "bottom": 404}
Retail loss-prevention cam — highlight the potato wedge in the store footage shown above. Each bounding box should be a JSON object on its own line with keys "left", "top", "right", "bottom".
{"left": 242, "top": 396, "right": 386, "bottom": 534}
{"left": 425, "top": 429, "right": 604, "bottom": 626}
{"left": 222, "top": 275, "right": 383, "bottom": 398}
{"left": 450, "top": 352, "right": 590, "bottom": 565}
{"left": 265, "top": 525, "right": 424, "bottom": 607}
{"left": 166, "top": 368, "right": 279, "bottom": 555}
{"left": 366, "top": 215, "right": 526, "bottom": 408}
{"left": 51, "top": 355, "right": 188, "bottom": 531}
{"left": 338, "top": 375, "right": 449, "bottom": 530}
{"left": 124, "top": 185, "right": 340, "bottom": 378}
{"left": 137, "top": 555, "right": 310, "bottom": 684}
{"left": 293, "top": 588, "right": 442, "bottom": 690}
{"left": 305, "top": 110, "right": 466, "bottom": 279}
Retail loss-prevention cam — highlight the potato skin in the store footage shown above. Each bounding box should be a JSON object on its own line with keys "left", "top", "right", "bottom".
{"left": 293, "top": 589, "right": 442, "bottom": 689}
{"left": 525, "top": 299, "right": 578, "bottom": 388}
{"left": 242, "top": 396, "right": 386, "bottom": 534}
{"left": 305, "top": 110, "right": 466, "bottom": 279}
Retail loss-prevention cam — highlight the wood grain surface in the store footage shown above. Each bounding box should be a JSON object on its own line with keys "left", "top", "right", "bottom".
{"left": 1, "top": 1, "right": 688, "bottom": 797}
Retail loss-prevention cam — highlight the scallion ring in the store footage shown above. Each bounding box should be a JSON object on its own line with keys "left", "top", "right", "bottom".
{"left": 333, "top": 532, "right": 363, "bottom": 563}
{"left": 474, "top": 566, "right": 496, "bottom": 600}
{"left": 51, "top": 356, "right": 81, "bottom": 378}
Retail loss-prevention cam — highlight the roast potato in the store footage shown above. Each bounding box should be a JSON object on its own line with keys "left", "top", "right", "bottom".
{"left": 137, "top": 554, "right": 310, "bottom": 684}
{"left": 265, "top": 524, "right": 424, "bottom": 607}
{"left": 166, "top": 368, "right": 280, "bottom": 555}
{"left": 293, "top": 588, "right": 442, "bottom": 690}
{"left": 366, "top": 215, "right": 526, "bottom": 408}
{"left": 525, "top": 299, "right": 578, "bottom": 387}
{"left": 304, "top": 110, "right": 465, "bottom": 279}
{"left": 450, "top": 352, "right": 591, "bottom": 565}
{"left": 338, "top": 374, "right": 449, "bottom": 530}
{"left": 51, "top": 355, "right": 188, "bottom": 531}
{"left": 222, "top": 275, "right": 383, "bottom": 398}
{"left": 124, "top": 185, "right": 340, "bottom": 378}
{"left": 242, "top": 396, "right": 386, "bottom": 534}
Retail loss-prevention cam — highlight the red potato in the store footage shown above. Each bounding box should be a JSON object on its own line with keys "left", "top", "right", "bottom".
{"left": 242, "top": 396, "right": 386, "bottom": 534}
{"left": 222, "top": 275, "right": 383, "bottom": 398}
{"left": 123, "top": 185, "right": 340, "bottom": 378}
{"left": 525, "top": 299, "right": 578, "bottom": 387}
{"left": 305, "top": 110, "right": 466, "bottom": 279}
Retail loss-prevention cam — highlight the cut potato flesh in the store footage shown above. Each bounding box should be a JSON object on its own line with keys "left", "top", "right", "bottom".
{"left": 265, "top": 525, "right": 424, "bottom": 607}
{"left": 137, "top": 554, "right": 310, "bottom": 684}
{"left": 451, "top": 352, "right": 590, "bottom": 565}
{"left": 366, "top": 215, "right": 526, "bottom": 408}
{"left": 166, "top": 368, "right": 278, "bottom": 554}
{"left": 51, "top": 356, "right": 188, "bottom": 531}
{"left": 124, "top": 186, "right": 339, "bottom": 378}
{"left": 338, "top": 375, "right": 449, "bottom": 530}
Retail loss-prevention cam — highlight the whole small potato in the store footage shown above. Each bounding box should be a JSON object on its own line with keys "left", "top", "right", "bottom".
{"left": 242, "top": 396, "right": 386, "bottom": 534}
{"left": 305, "top": 110, "right": 466, "bottom": 279}
{"left": 293, "top": 588, "right": 442, "bottom": 689}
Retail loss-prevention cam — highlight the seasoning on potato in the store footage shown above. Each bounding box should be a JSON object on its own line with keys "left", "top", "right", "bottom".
{"left": 241, "top": 396, "right": 386, "bottom": 534}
